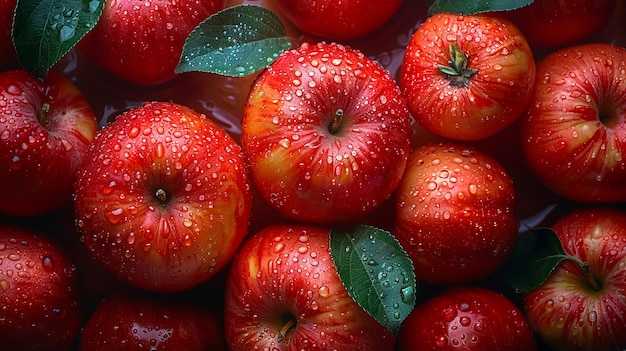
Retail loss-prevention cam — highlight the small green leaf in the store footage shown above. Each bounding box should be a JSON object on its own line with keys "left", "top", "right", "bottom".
{"left": 12, "top": 0, "right": 104, "bottom": 79}
{"left": 176, "top": 4, "right": 292, "bottom": 77}
{"left": 503, "top": 227, "right": 587, "bottom": 292}
{"left": 330, "top": 225, "right": 417, "bottom": 336}
{"left": 429, "top": 0, "right": 534, "bottom": 15}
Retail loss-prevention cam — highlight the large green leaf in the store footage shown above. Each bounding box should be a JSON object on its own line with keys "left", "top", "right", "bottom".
{"left": 12, "top": 0, "right": 104, "bottom": 79}
{"left": 176, "top": 4, "right": 292, "bottom": 77}
{"left": 503, "top": 228, "right": 588, "bottom": 292}
{"left": 428, "top": 0, "right": 534, "bottom": 15}
{"left": 330, "top": 225, "right": 417, "bottom": 336}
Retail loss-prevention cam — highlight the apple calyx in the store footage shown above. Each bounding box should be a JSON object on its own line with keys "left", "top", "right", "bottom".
{"left": 328, "top": 108, "right": 345, "bottom": 135}
{"left": 437, "top": 42, "right": 478, "bottom": 88}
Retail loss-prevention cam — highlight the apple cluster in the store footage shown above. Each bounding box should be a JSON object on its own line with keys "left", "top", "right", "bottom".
{"left": 1, "top": 0, "right": 626, "bottom": 350}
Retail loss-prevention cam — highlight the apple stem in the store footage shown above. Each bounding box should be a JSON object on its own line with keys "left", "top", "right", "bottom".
{"left": 437, "top": 42, "right": 478, "bottom": 88}
{"left": 277, "top": 317, "right": 297, "bottom": 343}
{"left": 328, "top": 108, "right": 344, "bottom": 134}
{"left": 39, "top": 103, "right": 50, "bottom": 127}
{"left": 155, "top": 188, "right": 167, "bottom": 203}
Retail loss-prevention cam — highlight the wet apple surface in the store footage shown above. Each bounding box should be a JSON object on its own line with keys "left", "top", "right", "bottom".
{"left": 2, "top": 0, "right": 626, "bottom": 349}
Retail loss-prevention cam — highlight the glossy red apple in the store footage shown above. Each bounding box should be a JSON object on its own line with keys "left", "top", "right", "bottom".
{"left": 0, "top": 220, "right": 82, "bottom": 351}
{"left": 241, "top": 41, "right": 411, "bottom": 224}
{"left": 396, "top": 286, "right": 536, "bottom": 350}
{"left": 0, "top": 69, "right": 98, "bottom": 217}
{"left": 520, "top": 43, "right": 626, "bottom": 203}
{"left": 79, "top": 288, "right": 226, "bottom": 350}
{"left": 523, "top": 206, "right": 626, "bottom": 351}
{"left": 394, "top": 142, "right": 518, "bottom": 285}
{"left": 224, "top": 224, "right": 395, "bottom": 350}
{"left": 400, "top": 12, "right": 536, "bottom": 141}
{"left": 505, "top": 0, "right": 617, "bottom": 50}
{"left": 73, "top": 101, "right": 252, "bottom": 293}
{"left": 275, "top": 0, "right": 404, "bottom": 41}
{"left": 78, "top": 0, "right": 225, "bottom": 86}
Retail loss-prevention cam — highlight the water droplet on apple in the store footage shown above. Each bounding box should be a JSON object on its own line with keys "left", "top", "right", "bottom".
{"left": 9, "top": 155, "right": 23, "bottom": 170}
{"left": 42, "top": 256, "right": 54, "bottom": 271}
{"left": 105, "top": 208, "right": 124, "bottom": 224}
{"left": 435, "top": 335, "right": 448, "bottom": 348}
{"left": 273, "top": 243, "right": 284, "bottom": 253}
{"left": 6, "top": 85, "right": 22, "bottom": 96}
{"left": 0, "top": 279, "right": 9, "bottom": 291}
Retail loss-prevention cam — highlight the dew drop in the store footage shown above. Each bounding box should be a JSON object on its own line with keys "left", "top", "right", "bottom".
{"left": 42, "top": 256, "right": 54, "bottom": 271}
{"left": 59, "top": 25, "right": 75, "bottom": 42}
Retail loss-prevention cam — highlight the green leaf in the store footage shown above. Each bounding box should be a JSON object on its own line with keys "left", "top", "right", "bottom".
{"left": 330, "top": 225, "right": 417, "bottom": 336}
{"left": 176, "top": 4, "right": 292, "bottom": 77}
{"left": 429, "top": 0, "right": 534, "bottom": 15}
{"left": 503, "top": 227, "right": 587, "bottom": 292}
{"left": 12, "top": 0, "right": 104, "bottom": 79}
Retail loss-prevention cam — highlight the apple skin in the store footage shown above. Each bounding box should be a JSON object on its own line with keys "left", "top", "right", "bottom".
{"left": 396, "top": 286, "right": 536, "bottom": 351}
{"left": 523, "top": 206, "right": 626, "bottom": 351}
{"left": 223, "top": 224, "right": 395, "bottom": 351}
{"left": 78, "top": 0, "right": 225, "bottom": 86}
{"left": 0, "top": 0, "right": 18, "bottom": 70}
{"left": 0, "top": 69, "right": 99, "bottom": 217}
{"left": 241, "top": 41, "right": 411, "bottom": 224}
{"left": 520, "top": 43, "right": 626, "bottom": 203}
{"left": 275, "top": 0, "right": 404, "bottom": 41}
{"left": 394, "top": 142, "right": 518, "bottom": 285}
{"left": 79, "top": 288, "right": 227, "bottom": 351}
{"left": 73, "top": 101, "right": 252, "bottom": 293}
{"left": 505, "top": 0, "right": 617, "bottom": 50}
{"left": 0, "top": 221, "right": 82, "bottom": 351}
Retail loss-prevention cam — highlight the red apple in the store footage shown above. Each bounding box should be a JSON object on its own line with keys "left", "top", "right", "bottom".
{"left": 274, "top": 0, "right": 404, "bottom": 41}
{"left": 0, "top": 0, "right": 18, "bottom": 70}
{"left": 79, "top": 288, "right": 226, "bottom": 350}
{"left": 400, "top": 12, "right": 536, "bottom": 141}
{"left": 0, "top": 220, "right": 82, "bottom": 351}
{"left": 73, "top": 101, "right": 252, "bottom": 293}
{"left": 505, "top": 0, "right": 617, "bottom": 50}
{"left": 523, "top": 206, "right": 626, "bottom": 351}
{"left": 224, "top": 224, "right": 395, "bottom": 350}
{"left": 78, "top": 0, "right": 225, "bottom": 86}
{"left": 0, "top": 69, "right": 98, "bottom": 217}
{"left": 520, "top": 43, "right": 626, "bottom": 203}
{"left": 394, "top": 142, "right": 518, "bottom": 285}
{"left": 241, "top": 41, "right": 411, "bottom": 224}
{"left": 396, "top": 286, "right": 536, "bottom": 350}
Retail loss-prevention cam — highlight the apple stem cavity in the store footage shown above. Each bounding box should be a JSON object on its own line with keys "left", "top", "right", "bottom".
{"left": 581, "top": 262, "right": 602, "bottom": 291}
{"left": 437, "top": 42, "right": 478, "bottom": 88}
{"left": 328, "top": 108, "right": 345, "bottom": 135}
